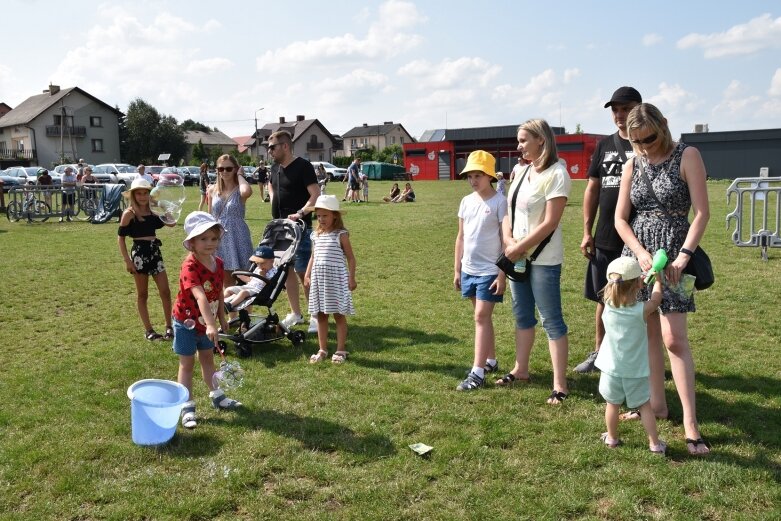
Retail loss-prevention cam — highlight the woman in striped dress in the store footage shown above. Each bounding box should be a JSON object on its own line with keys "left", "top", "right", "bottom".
{"left": 304, "top": 195, "right": 357, "bottom": 364}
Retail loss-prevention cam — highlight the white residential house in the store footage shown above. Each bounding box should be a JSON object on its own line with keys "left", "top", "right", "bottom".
{"left": 0, "top": 85, "right": 121, "bottom": 168}
{"left": 341, "top": 121, "right": 414, "bottom": 157}
{"left": 257, "top": 116, "right": 338, "bottom": 163}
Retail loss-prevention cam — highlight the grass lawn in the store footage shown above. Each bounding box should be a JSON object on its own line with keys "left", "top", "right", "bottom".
{"left": 0, "top": 178, "right": 779, "bottom": 520}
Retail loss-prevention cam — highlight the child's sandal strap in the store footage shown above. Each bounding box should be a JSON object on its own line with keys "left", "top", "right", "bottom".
{"left": 146, "top": 329, "right": 163, "bottom": 341}
{"left": 309, "top": 350, "right": 328, "bottom": 363}
{"left": 331, "top": 351, "right": 349, "bottom": 364}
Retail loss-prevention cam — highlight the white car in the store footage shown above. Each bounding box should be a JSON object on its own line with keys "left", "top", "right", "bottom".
{"left": 95, "top": 164, "right": 138, "bottom": 187}
{"left": 310, "top": 161, "right": 347, "bottom": 181}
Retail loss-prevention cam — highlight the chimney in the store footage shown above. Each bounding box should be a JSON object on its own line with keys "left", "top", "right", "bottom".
{"left": 279, "top": 117, "right": 286, "bottom": 124}
{"left": 362, "top": 123, "right": 368, "bottom": 127}
{"left": 383, "top": 121, "right": 393, "bottom": 125}
{"left": 296, "top": 115, "right": 305, "bottom": 122}
{"left": 48, "top": 84, "right": 60, "bottom": 95}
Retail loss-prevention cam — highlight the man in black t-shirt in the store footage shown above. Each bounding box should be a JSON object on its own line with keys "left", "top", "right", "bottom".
{"left": 575, "top": 86, "right": 642, "bottom": 373}
{"left": 267, "top": 130, "right": 320, "bottom": 332}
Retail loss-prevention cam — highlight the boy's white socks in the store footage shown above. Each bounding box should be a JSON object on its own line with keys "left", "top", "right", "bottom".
{"left": 471, "top": 366, "right": 485, "bottom": 379}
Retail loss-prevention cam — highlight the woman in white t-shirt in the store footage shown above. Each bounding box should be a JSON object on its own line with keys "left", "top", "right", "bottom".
{"left": 497, "top": 118, "right": 572, "bottom": 405}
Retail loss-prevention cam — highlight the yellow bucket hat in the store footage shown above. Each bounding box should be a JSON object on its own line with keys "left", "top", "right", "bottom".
{"left": 460, "top": 150, "right": 497, "bottom": 179}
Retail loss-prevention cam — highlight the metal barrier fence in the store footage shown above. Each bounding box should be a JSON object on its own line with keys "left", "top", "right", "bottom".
{"left": 5, "top": 184, "right": 126, "bottom": 223}
{"left": 726, "top": 177, "right": 781, "bottom": 261}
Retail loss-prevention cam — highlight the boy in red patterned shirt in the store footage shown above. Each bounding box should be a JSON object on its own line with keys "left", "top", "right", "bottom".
{"left": 173, "top": 211, "right": 241, "bottom": 429}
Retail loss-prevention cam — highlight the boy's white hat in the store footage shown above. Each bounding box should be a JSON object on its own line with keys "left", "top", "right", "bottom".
{"left": 606, "top": 256, "right": 642, "bottom": 282}
{"left": 305, "top": 194, "right": 343, "bottom": 213}
{"left": 182, "top": 211, "right": 224, "bottom": 251}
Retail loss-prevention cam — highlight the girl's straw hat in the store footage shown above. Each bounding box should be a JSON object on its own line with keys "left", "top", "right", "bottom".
{"left": 460, "top": 150, "right": 497, "bottom": 179}
{"left": 124, "top": 178, "right": 153, "bottom": 197}
{"left": 305, "top": 194, "right": 343, "bottom": 213}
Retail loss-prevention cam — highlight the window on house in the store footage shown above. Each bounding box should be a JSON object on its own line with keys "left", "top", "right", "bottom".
{"left": 92, "top": 139, "right": 104, "bottom": 152}
{"left": 0, "top": 141, "right": 6, "bottom": 150}
{"left": 53, "top": 115, "right": 75, "bottom": 127}
{"left": 351, "top": 139, "right": 357, "bottom": 147}
{"left": 90, "top": 116, "right": 102, "bottom": 127}
{"left": 391, "top": 136, "right": 396, "bottom": 144}
{"left": 400, "top": 136, "right": 405, "bottom": 144}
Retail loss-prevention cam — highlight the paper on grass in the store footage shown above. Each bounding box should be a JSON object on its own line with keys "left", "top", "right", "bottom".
{"left": 409, "top": 443, "right": 433, "bottom": 456}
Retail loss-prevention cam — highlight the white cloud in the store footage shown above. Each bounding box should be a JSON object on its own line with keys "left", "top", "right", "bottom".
{"left": 712, "top": 80, "right": 761, "bottom": 115}
{"left": 185, "top": 58, "right": 234, "bottom": 74}
{"left": 677, "top": 13, "right": 781, "bottom": 58}
{"left": 769, "top": 69, "right": 781, "bottom": 96}
{"left": 647, "top": 82, "right": 702, "bottom": 113}
{"left": 397, "top": 57, "right": 501, "bottom": 89}
{"left": 563, "top": 68, "right": 580, "bottom": 84}
{"left": 256, "top": 0, "right": 425, "bottom": 73}
{"left": 491, "top": 69, "right": 559, "bottom": 108}
{"left": 642, "top": 33, "right": 663, "bottom": 46}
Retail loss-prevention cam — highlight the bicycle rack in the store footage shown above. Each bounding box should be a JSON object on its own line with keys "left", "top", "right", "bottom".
{"left": 725, "top": 177, "right": 781, "bottom": 261}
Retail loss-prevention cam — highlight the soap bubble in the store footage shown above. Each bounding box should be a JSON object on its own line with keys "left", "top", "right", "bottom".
{"left": 212, "top": 360, "right": 244, "bottom": 391}
{"left": 150, "top": 176, "right": 186, "bottom": 224}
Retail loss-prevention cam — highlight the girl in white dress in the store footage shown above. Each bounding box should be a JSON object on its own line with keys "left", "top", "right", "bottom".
{"left": 304, "top": 195, "right": 357, "bottom": 363}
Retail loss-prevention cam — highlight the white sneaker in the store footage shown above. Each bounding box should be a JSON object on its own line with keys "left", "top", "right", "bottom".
{"left": 280, "top": 312, "right": 303, "bottom": 328}
{"left": 308, "top": 316, "right": 318, "bottom": 333}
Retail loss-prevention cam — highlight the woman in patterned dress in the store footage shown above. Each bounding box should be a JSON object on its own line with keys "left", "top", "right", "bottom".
{"left": 208, "top": 154, "right": 253, "bottom": 293}
{"left": 615, "top": 103, "right": 711, "bottom": 455}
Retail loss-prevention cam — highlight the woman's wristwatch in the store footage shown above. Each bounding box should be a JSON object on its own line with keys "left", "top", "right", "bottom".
{"left": 680, "top": 247, "right": 694, "bottom": 256}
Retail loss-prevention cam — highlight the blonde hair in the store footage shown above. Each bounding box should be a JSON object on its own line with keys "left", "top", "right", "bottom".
{"left": 518, "top": 119, "right": 559, "bottom": 170}
{"left": 599, "top": 275, "right": 640, "bottom": 308}
{"left": 129, "top": 188, "right": 151, "bottom": 222}
{"left": 314, "top": 209, "right": 346, "bottom": 234}
{"left": 626, "top": 103, "right": 674, "bottom": 157}
{"left": 215, "top": 154, "right": 239, "bottom": 196}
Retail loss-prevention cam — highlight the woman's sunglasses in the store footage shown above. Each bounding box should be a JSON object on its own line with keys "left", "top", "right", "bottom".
{"left": 217, "top": 166, "right": 235, "bottom": 173}
{"left": 630, "top": 133, "right": 658, "bottom": 145}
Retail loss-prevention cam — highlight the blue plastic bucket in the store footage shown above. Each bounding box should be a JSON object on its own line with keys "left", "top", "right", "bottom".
{"left": 127, "top": 379, "right": 189, "bottom": 446}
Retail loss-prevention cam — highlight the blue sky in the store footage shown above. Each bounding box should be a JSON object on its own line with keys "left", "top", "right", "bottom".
{"left": 3, "top": 0, "right": 780, "bottom": 141}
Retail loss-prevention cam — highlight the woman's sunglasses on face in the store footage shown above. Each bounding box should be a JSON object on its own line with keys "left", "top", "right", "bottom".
{"left": 631, "top": 133, "right": 657, "bottom": 145}
{"left": 217, "top": 166, "right": 234, "bottom": 173}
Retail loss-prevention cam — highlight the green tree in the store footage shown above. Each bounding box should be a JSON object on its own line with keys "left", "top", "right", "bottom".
{"left": 378, "top": 144, "right": 403, "bottom": 163}
{"left": 180, "top": 119, "right": 212, "bottom": 132}
{"left": 355, "top": 146, "right": 376, "bottom": 162}
{"left": 574, "top": 123, "right": 583, "bottom": 134}
{"left": 124, "top": 98, "right": 187, "bottom": 164}
{"left": 191, "top": 139, "right": 207, "bottom": 164}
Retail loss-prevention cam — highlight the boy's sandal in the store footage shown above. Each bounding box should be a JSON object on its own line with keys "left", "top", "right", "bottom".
{"left": 494, "top": 373, "right": 531, "bottom": 386}
{"left": 686, "top": 437, "right": 711, "bottom": 456}
{"left": 163, "top": 327, "right": 174, "bottom": 340}
{"left": 211, "top": 395, "right": 242, "bottom": 410}
{"left": 309, "top": 349, "right": 328, "bottom": 363}
{"left": 546, "top": 390, "right": 568, "bottom": 405}
{"left": 600, "top": 432, "right": 622, "bottom": 448}
{"left": 649, "top": 440, "right": 667, "bottom": 455}
{"left": 181, "top": 404, "right": 197, "bottom": 429}
{"left": 619, "top": 409, "right": 641, "bottom": 421}
{"left": 145, "top": 329, "right": 163, "bottom": 341}
{"left": 331, "top": 351, "right": 349, "bottom": 364}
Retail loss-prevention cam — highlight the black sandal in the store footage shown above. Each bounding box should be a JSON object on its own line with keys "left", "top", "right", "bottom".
{"left": 163, "top": 327, "right": 174, "bottom": 340}
{"left": 547, "top": 390, "right": 568, "bottom": 404}
{"left": 145, "top": 329, "right": 163, "bottom": 341}
{"left": 494, "top": 373, "right": 531, "bottom": 386}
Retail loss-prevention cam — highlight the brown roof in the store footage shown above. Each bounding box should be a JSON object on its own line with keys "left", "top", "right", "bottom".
{"left": 0, "top": 87, "right": 120, "bottom": 127}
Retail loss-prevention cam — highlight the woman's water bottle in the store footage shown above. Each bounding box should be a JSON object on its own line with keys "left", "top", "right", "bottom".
{"left": 514, "top": 258, "right": 526, "bottom": 273}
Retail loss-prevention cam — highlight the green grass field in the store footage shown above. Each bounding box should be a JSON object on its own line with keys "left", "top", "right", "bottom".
{"left": 1, "top": 179, "right": 779, "bottom": 520}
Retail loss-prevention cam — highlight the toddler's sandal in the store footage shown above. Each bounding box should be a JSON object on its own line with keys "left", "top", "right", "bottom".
{"left": 163, "top": 327, "right": 174, "bottom": 340}
{"left": 309, "top": 350, "right": 328, "bottom": 363}
{"left": 331, "top": 351, "right": 349, "bottom": 364}
{"left": 145, "top": 329, "right": 163, "bottom": 341}
{"left": 181, "top": 403, "right": 197, "bottom": 429}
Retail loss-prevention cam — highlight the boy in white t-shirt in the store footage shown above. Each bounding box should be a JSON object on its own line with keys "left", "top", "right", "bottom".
{"left": 453, "top": 150, "right": 507, "bottom": 391}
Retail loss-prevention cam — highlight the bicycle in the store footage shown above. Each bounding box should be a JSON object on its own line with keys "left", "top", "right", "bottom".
{"left": 6, "top": 187, "right": 51, "bottom": 223}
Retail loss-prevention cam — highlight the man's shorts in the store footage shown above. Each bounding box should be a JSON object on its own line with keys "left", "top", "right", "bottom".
{"left": 599, "top": 373, "right": 650, "bottom": 409}
{"left": 294, "top": 229, "right": 312, "bottom": 273}
{"left": 584, "top": 248, "right": 622, "bottom": 302}
{"left": 461, "top": 272, "right": 503, "bottom": 303}
{"left": 172, "top": 319, "right": 216, "bottom": 356}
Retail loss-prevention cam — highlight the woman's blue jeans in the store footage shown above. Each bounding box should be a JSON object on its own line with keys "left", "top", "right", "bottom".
{"left": 509, "top": 263, "right": 568, "bottom": 340}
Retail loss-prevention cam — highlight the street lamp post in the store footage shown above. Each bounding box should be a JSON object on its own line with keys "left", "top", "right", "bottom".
{"left": 254, "top": 107, "right": 264, "bottom": 163}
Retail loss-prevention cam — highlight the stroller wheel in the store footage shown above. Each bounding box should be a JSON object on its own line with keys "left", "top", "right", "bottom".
{"left": 236, "top": 342, "right": 252, "bottom": 358}
{"left": 289, "top": 330, "right": 306, "bottom": 346}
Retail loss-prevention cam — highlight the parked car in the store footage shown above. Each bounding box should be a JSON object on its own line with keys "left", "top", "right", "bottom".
{"left": 0, "top": 170, "right": 26, "bottom": 192}
{"left": 241, "top": 166, "right": 257, "bottom": 184}
{"left": 178, "top": 166, "right": 201, "bottom": 186}
{"left": 4, "top": 166, "right": 44, "bottom": 185}
{"left": 156, "top": 167, "right": 184, "bottom": 186}
{"left": 95, "top": 163, "right": 138, "bottom": 187}
{"left": 310, "top": 161, "right": 347, "bottom": 181}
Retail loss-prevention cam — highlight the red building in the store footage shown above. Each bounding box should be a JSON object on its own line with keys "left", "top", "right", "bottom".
{"left": 404, "top": 125, "right": 605, "bottom": 181}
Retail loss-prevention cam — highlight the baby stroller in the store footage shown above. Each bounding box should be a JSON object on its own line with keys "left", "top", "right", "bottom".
{"left": 218, "top": 218, "right": 307, "bottom": 357}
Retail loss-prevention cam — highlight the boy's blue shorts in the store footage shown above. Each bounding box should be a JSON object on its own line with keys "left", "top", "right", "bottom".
{"left": 172, "top": 319, "right": 216, "bottom": 356}
{"left": 461, "top": 272, "right": 503, "bottom": 303}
